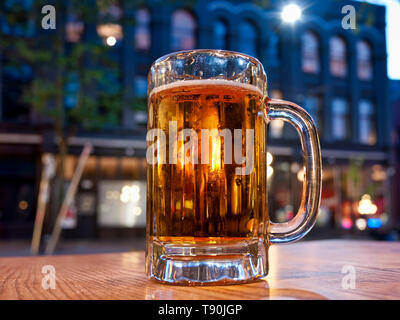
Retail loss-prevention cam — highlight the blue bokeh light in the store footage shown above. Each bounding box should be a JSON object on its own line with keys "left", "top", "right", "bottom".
{"left": 367, "top": 218, "right": 383, "bottom": 229}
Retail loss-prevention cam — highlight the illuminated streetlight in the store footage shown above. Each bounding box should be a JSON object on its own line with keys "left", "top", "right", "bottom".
{"left": 106, "top": 36, "right": 117, "bottom": 46}
{"left": 281, "top": 4, "right": 302, "bottom": 23}
{"left": 97, "top": 23, "right": 122, "bottom": 46}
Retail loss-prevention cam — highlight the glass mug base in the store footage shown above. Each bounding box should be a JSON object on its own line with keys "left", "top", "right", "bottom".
{"left": 146, "top": 237, "right": 269, "bottom": 285}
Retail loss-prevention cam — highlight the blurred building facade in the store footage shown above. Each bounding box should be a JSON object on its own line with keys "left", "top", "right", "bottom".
{"left": 390, "top": 79, "right": 400, "bottom": 237}
{"left": 0, "top": 0, "right": 393, "bottom": 240}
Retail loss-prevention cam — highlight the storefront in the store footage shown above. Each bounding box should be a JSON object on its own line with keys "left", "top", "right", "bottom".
{"left": 268, "top": 152, "right": 391, "bottom": 239}
{"left": 0, "top": 134, "right": 391, "bottom": 241}
{"left": 59, "top": 151, "right": 392, "bottom": 240}
{"left": 61, "top": 154, "right": 147, "bottom": 239}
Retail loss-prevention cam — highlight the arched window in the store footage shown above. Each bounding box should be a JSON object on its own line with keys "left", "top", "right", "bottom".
{"left": 238, "top": 21, "right": 258, "bottom": 57}
{"left": 171, "top": 10, "right": 196, "bottom": 51}
{"left": 359, "top": 100, "right": 376, "bottom": 145}
{"left": 302, "top": 31, "right": 320, "bottom": 74}
{"left": 135, "top": 8, "right": 151, "bottom": 51}
{"left": 214, "top": 19, "right": 228, "bottom": 49}
{"left": 357, "top": 40, "right": 373, "bottom": 80}
{"left": 330, "top": 36, "right": 347, "bottom": 77}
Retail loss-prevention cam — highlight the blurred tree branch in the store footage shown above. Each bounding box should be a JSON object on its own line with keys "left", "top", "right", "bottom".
{"left": 0, "top": 0, "right": 142, "bottom": 236}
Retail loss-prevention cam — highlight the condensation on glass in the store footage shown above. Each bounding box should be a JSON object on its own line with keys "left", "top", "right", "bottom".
{"left": 146, "top": 50, "right": 322, "bottom": 285}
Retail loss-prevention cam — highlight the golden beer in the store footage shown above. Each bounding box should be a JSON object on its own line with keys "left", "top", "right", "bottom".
{"left": 146, "top": 50, "right": 321, "bottom": 285}
{"left": 147, "top": 80, "right": 268, "bottom": 244}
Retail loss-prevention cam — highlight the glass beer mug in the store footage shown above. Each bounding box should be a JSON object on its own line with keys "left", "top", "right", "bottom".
{"left": 146, "top": 50, "right": 322, "bottom": 285}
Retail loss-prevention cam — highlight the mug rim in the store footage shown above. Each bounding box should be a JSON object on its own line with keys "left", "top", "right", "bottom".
{"left": 150, "top": 49, "right": 264, "bottom": 71}
{"left": 148, "top": 49, "right": 267, "bottom": 96}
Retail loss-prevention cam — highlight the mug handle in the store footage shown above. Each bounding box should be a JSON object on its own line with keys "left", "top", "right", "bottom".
{"left": 265, "top": 98, "right": 322, "bottom": 243}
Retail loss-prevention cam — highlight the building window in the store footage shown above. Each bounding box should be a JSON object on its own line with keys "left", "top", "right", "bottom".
{"left": 171, "top": 10, "right": 196, "bottom": 51}
{"left": 304, "top": 96, "right": 322, "bottom": 132}
{"left": 269, "top": 90, "right": 284, "bottom": 138}
{"left": 98, "top": 1, "right": 122, "bottom": 21}
{"left": 65, "top": 3, "right": 84, "bottom": 43}
{"left": 267, "top": 31, "right": 280, "bottom": 67}
{"left": 359, "top": 100, "right": 377, "bottom": 145}
{"left": 302, "top": 31, "right": 320, "bottom": 74}
{"left": 1, "top": 0, "right": 34, "bottom": 37}
{"left": 331, "top": 98, "right": 349, "bottom": 140}
{"left": 357, "top": 40, "right": 373, "bottom": 80}
{"left": 330, "top": 36, "right": 347, "bottom": 78}
{"left": 238, "top": 21, "right": 258, "bottom": 58}
{"left": 214, "top": 19, "right": 228, "bottom": 49}
{"left": 135, "top": 8, "right": 151, "bottom": 51}
{"left": 66, "top": 21, "right": 84, "bottom": 43}
{"left": 134, "top": 76, "right": 147, "bottom": 97}
{"left": 270, "top": 89, "right": 282, "bottom": 99}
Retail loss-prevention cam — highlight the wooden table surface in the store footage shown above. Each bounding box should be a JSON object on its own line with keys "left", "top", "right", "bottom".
{"left": 1, "top": 240, "right": 399, "bottom": 300}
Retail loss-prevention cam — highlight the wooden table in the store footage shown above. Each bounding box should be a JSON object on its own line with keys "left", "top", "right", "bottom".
{"left": 0, "top": 240, "right": 399, "bottom": 300}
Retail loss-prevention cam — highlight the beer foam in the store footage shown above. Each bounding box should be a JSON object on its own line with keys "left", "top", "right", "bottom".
{"left": 149, "top": 79, "right": 264, "bottom": 98}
